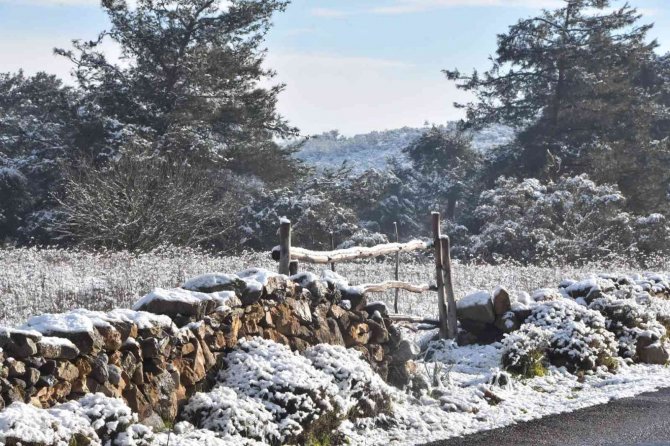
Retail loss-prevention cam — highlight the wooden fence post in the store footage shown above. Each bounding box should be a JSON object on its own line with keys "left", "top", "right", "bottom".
{"left": 289, "top": 260, "right": 299, "bottom": 276}
{"left": 279, "top": 219, "right": 292, "bottom": 275}
{"left": 431, "top": 212, "right": 449, "bottom": 339}
{"left": 393, "top": 221, "right": 400, "bottom": 314}
{"left": 440, "top": 235, "right": 458, "bottom": 339}
{"left": 329, "top": 231, "right": 336, "bottom": 272}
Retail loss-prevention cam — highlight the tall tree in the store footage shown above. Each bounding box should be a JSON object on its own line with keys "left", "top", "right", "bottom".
{"left": 445, "top": 0, "right": 668, "bottom": 208}
{"left": 57, "top": 0, "right": 298, "bottom": 184}
{"left": 403, "top": 127, "right": 481, "bottom": 220}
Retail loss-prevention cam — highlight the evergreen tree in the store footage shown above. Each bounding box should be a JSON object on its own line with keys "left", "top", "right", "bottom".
{"left": 56, "top": 0, "right": 298, "bottom": 184}
{"left": 445, "top": 0, "right": 668, "bottom": 210}
{"left": 403, "top": 127, "right": 481, "bottom": 220}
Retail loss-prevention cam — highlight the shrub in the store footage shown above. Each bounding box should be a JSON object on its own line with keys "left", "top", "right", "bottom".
{"left": 182, "top": 385, "right": 280, "bottom": 443}
{"left": 303, "top": 344, "right": 393, "bottom": 418}
{"left": 216, "top": 337, "right": 343, "bottom": 444}
{"left": 501, "top": 325, "right": 551, "bottom": 378}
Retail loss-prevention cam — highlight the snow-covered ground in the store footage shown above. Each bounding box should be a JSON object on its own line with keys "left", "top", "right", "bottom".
{"left": 1, "top": 246, "right": 659, "bottom": 326}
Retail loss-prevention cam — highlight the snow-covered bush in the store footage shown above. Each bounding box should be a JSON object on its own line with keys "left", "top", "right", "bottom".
{"left": 182, "top": 385, "right": 280, "bottom": 443}
{"left": 501, "top": 325, "right": 552, "bottom": 377}
{"left": 589, "top": 294, "right": 667, "bottom": 359}
{"left": 216, "top": 337, "right": 343, "bottom": 444}
{"left": 60, "top": 393, "right": 145, "bottom": 445}
{"left": 0, "top": 394, "right": 152, "bottom": 446}
{"left": 303, "top": 344, "right": 393, "bottom": 418}
{"left": 504, "top": 299, "right": 619, "bottom": 373}
{"left": 0, "top": 401, "right": 97, "bottom": 446}
{"left": 470, "top": 175, "right": 670, "bottom": 264}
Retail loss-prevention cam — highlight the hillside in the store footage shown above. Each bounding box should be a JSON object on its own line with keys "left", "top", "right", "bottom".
{"left": 294, "top": 124, "right": 515, "bottom": 172}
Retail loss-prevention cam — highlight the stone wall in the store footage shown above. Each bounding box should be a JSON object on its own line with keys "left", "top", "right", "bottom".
{"left": 0, "top": 268, "right": 418, "bottom": 427}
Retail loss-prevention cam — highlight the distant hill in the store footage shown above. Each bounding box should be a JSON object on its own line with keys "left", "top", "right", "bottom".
{"left": 294, "top": 124, "right": 515, "bottom": 172}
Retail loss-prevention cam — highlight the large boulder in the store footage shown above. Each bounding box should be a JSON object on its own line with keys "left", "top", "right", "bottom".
{"left": 457, "top": 291, "right": 495, "bottom": 324}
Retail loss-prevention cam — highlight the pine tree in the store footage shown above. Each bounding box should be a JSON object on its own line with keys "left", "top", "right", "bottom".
{"left": 403, "top": 127, "right": 481, "bottom": 220}
{"left": 56, "top": 0, "right": 298, "bottom": 184}
{"left": 445, "top": 0, "right": 668, "bottom": 209}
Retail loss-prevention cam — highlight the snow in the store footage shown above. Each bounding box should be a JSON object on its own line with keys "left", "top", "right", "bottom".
{"left": 0, "top": 326, "right": 42, "bottom": 340}
{"left": 106, "top": 308, "right": 175, "bottom": 331}
{"left": 133, "top": 287, "right": 231, "bottom": 310}
{"left": 39, "top": 336, "right": 78, "bottom": 350}
{"left": 182, "top": 273, "right": 240, "bottom": 291}
{"left": 22, "top": 311, "right": 95, "bottom": 334}
{"left": 458, "top": 290, "right": 492, "bottom": 309}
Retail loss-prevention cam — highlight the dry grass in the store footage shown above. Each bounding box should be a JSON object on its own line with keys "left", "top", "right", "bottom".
{"left": 1, "top": 246, "right": 664, "bottom": 326}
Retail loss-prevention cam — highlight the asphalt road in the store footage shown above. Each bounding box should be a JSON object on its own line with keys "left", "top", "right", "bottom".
{"left": 423, "top": 388, "right": 670, "bottom": 446}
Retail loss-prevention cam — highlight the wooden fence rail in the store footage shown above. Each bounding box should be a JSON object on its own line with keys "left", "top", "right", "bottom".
{"left": 271, "top": 213, "right": 457, "bottom": 340}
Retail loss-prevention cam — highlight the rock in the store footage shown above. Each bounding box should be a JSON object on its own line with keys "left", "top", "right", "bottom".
{"left": 392, "top": 339, "right": 421, "bottom": 364}
{"left": 341, "top": 289, "right": 367, "bottom": 312}
{"left": 367, "top": 344, "right": 384, "bottom": 362}
{"left": 344, "top": 323, "right": 371, "bottom": 347}
{"left": 286, "top": 298, "right": 312, "bottom": 323}
{"left": 388, "top": 360, "right": 417, "bottom": 388}
{"left": 182, "top": 273, "right": 246, "bottom": 295}
{"left": 53, "top": 330, "right": 102, "bottom": 356}
{"left": 493, "top": 287, "right": 511, "bottom": 317}
{"left": 133, "top": 288, "right": 220, "bottom": 319}
{"left": 365, "top": 301, "right": 389, "bottom": 318}
{"left": 6, "top": 360, "right": 26, "bottom": 378}
{"left": 37, "top": 338, "right": 80, "bottom": 360}
{"left": 97, "top": 325, "right": 123, "bottom": 352}
{"left": 24, "top": 368, "right": 40, "bottom": 386}
{"left": 140, "top": 338, "right": 161, "bottom": 359}
{"left": 264, "top": 275, "right": 297, "bottom": 302}
{"left": 122, "top": 384, "right": 153, "bottom": 420}
{"left": 54, "top": 361, "right": 79, "bottom": 382}
{"left": 90, "top": 354, "right": 109, "bottom": 384}
{"left": 1, "top": 330, "right": 39, "bottom": 359}
{"left": 108, "top": 365, "right": 122, "bottom": 386}
{"left": 457, "top": 291, "right": 495, "bottom": 324}
{"left": 638, "top": 342, "right": 669, "bottom": 365}
{"left": 143, "top": 369, "right": 178, "bottom": 422}
{"left": 367, "top": 320, "right": 390, "bottom": 344}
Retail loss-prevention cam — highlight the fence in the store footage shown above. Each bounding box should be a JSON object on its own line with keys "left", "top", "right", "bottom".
{"left": 271, "top": 212, "right": 458, "bottom": 340}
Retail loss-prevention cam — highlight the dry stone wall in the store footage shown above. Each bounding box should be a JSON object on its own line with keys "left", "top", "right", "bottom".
{"left": 0, "top": 268, "right": 419, "bottom": 426}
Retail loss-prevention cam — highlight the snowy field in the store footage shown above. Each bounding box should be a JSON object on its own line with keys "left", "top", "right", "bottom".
{"left": 2, "top": 247, "right": 670, "bottom": 445}
{"left": 0, "top": 246, "right": 660, "bottom": 327}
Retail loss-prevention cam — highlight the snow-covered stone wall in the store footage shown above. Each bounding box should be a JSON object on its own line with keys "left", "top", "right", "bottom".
{"left": 0, "top": 268, "right": 419, "bottom": 433}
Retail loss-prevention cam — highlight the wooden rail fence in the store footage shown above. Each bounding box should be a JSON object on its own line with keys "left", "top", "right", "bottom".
{"left": 271, "top": 212, "right": 458, "bottom": 340}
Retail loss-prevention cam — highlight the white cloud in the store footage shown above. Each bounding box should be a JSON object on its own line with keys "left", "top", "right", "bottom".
{"left": 265, "top": 52, "right": 471, "bottom": 135}
{"left": 310, "top": 8, "right": 351, "bottom": 18}
{"left": 0, "top": 0, "right": 99, "bottom": 5}
{"left": 311, "top": 0, "right": 563, "bottom": 19}
{"left": 370, "top": 0, "right": 562, "bottom": 15}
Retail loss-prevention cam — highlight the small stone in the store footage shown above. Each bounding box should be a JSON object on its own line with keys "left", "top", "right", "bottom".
{"left": 25, "top": 368, "right": 40, "bottom": 386}
{"left": 91, "top": 354, "right": 109, "bottom": 384}
{"left": 55, "top": 361, "right": 80, "bottom": 382}
{"left": 7, "top": 360, "right": 26, "bottom": 378}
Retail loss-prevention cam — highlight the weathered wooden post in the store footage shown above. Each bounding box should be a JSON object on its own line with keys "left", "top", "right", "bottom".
{"left": 393, "top": 221, "right": 400, "bottom": 314}
{"left": 289, "top": 259, "right": 299, "bottom": 276}
{"left": 431, "top": 212, "right": 449, "bottom": 339}
{"left": 329, "top": 231, "right": 336, "bottom": 272}
{"left": 440, "top": 235, "right": 458, "bottom": 339}
{"left": 279, "top": 218, "right": 291, "bottom": 275}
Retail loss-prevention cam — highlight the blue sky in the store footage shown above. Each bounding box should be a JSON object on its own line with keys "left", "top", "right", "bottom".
{"left": 0, "top": 0, "right": 668, "bottom": 135}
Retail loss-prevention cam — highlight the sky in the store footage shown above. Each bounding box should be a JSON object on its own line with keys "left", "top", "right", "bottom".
{"left": 0, "top": 0, "right": 668, "bottom": 136}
